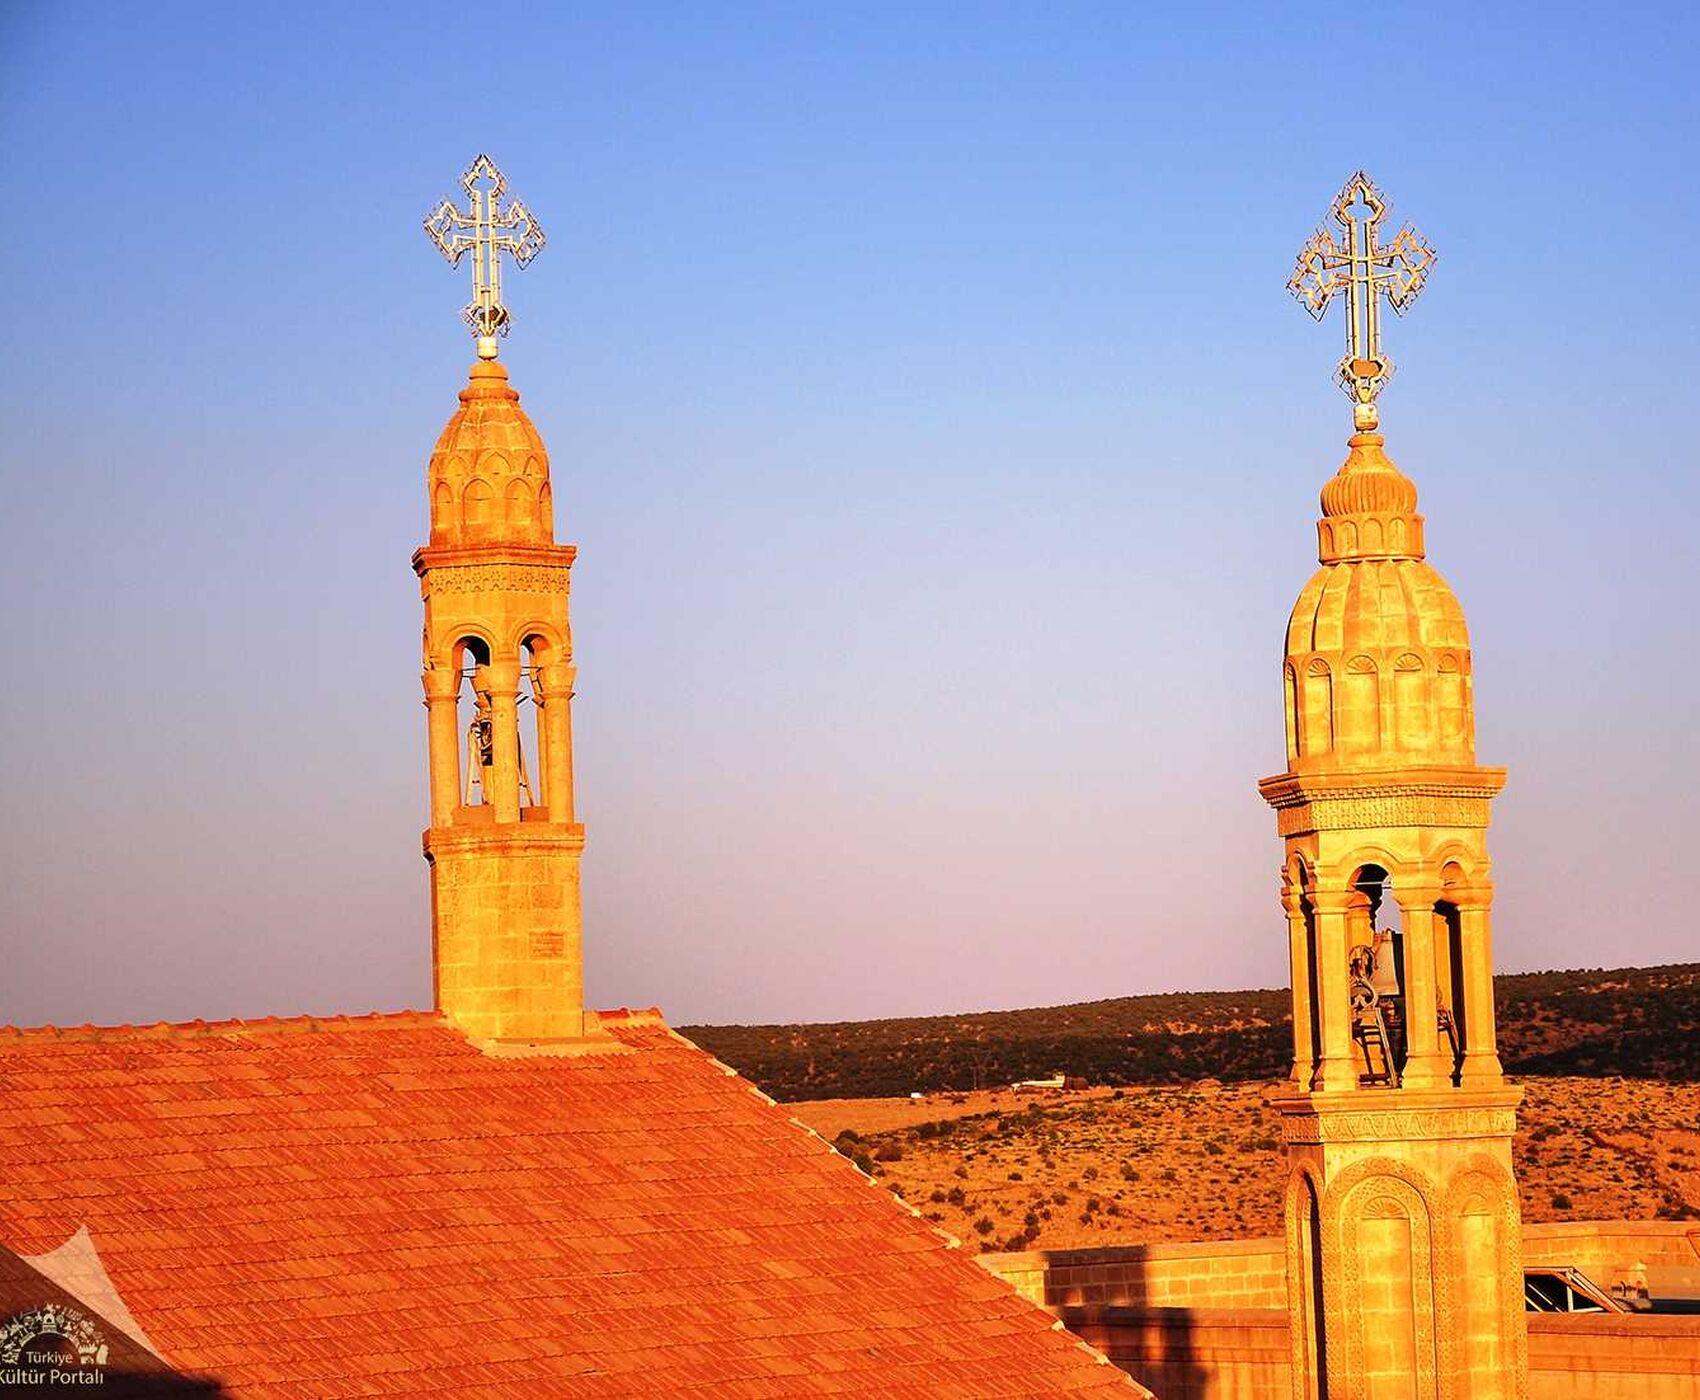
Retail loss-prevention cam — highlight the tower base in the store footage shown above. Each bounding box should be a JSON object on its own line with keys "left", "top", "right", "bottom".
{"left": 1272, "top": 1087, "right": 1529, "bottom": 1400}
{"left": 425, "top": 821, "right": 595, "bottom": 1042}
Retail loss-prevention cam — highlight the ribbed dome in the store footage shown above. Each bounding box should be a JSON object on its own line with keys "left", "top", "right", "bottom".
{"left": 1280, "top": 555, "right": 1477, "bottom": 769}
{"left": 1279, "top": 430, "right": 1477, "bottom": 769}
{"left": 426, "top": 361, "right": 554, "bottom": 548}
{"left": 1286, "top": 558, "right": 1471, "bottom": 659}
{"left": 1320, "top": 432, "right": 1419, "bottom": 517}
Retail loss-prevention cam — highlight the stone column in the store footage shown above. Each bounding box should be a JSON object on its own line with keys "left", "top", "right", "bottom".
{"left": 539, "top": 662, "right": 576, "bottom": 824}
{"left": 1311, "top": 890, "right": 1356, "bottom": 1092}
{"left": 422, "top": 664, "right": 461, "bottom": 828}
{"left": 486, "top": 658, "right": 522, "bottom": 823}
{"left": 1395, "top": 884, "right": 1448, "bottom": 1088}
{"left": 1283, "top": 879, "right": 1315, "bottom": 1088}
{"left": 1457, "top": 894, "right": 1506, "bottom": 1085}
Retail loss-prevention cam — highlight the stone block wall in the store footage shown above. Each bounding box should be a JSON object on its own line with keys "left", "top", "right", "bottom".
{"left": 987, "top": 1219, "right": 1700, "bottom": 1314}
{"left": 989, "top": 1222, "right": 1700, "bottom": 1397}
{"left": 984, "top": 1239, "right": 1286, "bottom": 1312}
{"left": 1527, "top": 1313, "right": 1700, "bottom": 1398}
{"left": 1064, "top": 1306, "right": 1290, "bottom": 1400}
{"left": 1522, "top": 1220, "right": 1700, "bottom": 1296}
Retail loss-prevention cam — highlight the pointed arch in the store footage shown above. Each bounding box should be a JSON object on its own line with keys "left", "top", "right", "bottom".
{"left": 431, "top": 480, "right": 455, "bottom": 541}
{"left": 504, "top": 477, "right": 536, "bottom": 533}
{"left": 462, "top": 478, "right": 495, "bottom": 538}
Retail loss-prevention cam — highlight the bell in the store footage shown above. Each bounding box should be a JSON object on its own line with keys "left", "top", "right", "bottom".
{"left": 1368, "top": 928, "right": 1403, "bottom": 999}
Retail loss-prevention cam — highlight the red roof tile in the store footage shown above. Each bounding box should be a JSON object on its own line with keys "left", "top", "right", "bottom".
{"left": 0, "top": 1011, "right": 1143, "bottom": 1397}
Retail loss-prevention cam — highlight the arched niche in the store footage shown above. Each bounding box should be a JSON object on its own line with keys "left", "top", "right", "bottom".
{"left": 431, "top": 480, "right": 454, "bottom": 543}
{"left": 1285, "top": 1166, "right": 1327, "bottom": 1400}
{"left": 504, "top": 477, "right": 537, "bottom": 536}
{"left": 1341, "top": 655, "right": 1380, "bottom": 753}
{"left": 1436, "top": 653, "right": 1467, "bottom": 750}
{"left": 1394, "top": 652, "right": 1431, "bottom": 749}
{"left": 1284, "top": 664, "right": 1301, "bottom": 763}
{"left": 1339, "top": 1176, "right": 1437, "bottom": 1392}
{"left": 462, "top": 478, "right": 494, "bottom": 541}
{"left": 1303, "top": 658, "right": 1333, "bottom": 756}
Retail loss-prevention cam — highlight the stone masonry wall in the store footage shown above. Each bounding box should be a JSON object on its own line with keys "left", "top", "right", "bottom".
{"left": 985, "top": 1219, "right": 1699, "bottom": 1313}
{"left": 984, "top": 1238, "right": 1286, "bottom": 1312}
{"left": 1056, "top": 1307, "right": 1700, "bottom": 1400}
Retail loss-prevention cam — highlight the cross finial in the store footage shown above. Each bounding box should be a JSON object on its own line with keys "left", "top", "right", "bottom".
{"left": 424, "top": 155, "right": 547, "bottom": 360}
{"left": 1287, "top": 171, "right": 1436, "bottom": 430}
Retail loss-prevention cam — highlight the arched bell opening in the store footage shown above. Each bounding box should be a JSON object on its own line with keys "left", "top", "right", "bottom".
{"left": 1347, "top": 863, "right": 1407, "bottom": 1087}
{"left": 1283, "top": 857, "right": 1326, "bottom": 1089}
{"left": 1435, "top": 900, "right": 1467, "bottom": 1083}
{"left": 1296, "top": 862, "right": 1324, "bottom": 1087}
{"left": 1437, "top": 859, "right": 1470, "bottom": 1082}
{"left": 517, "top": 637, "right": 546, "bottom": 811}
{"left": 453, "top": 636, "right": 494, "bottom": 808}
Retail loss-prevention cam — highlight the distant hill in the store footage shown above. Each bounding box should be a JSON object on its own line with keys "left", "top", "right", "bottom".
{"left": 681, "top": 963, "right": 1700, "bottom": 1102}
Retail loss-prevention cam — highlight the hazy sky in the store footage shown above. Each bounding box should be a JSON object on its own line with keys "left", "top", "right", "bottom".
{"left": 1, "top": 3, "right": 1695, "bottom": 1030}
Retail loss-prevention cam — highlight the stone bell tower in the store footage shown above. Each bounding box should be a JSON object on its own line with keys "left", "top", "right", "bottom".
{"left": 415, "top": 155, "right": 593, "bottom": 1042}
{"left": 1261, "top": 174, "right": 1527, "bottom": 1399}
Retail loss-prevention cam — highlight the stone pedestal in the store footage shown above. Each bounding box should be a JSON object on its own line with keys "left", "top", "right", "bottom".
{"left": 425, "top": 822, "right": 589, "bottom": 1042}
{"left": 1273, "top": 1088, "right": 1528, "bottom": 1400}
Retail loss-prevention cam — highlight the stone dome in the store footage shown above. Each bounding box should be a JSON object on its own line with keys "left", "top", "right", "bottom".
{"left": 1320, "top": 447, "right": 1419, "bottom": 516}
{"left": 1314, "top": 432, "right": 1425, "bottom": 564}
{"left": 1280, "top": 435, "right": 1476, "bottom": 770}
{"left": 426, "top": 360, "right": 554, "bottom": 548}
{"left": 1285, "top": 558, "right": 1471, "bottom": 660}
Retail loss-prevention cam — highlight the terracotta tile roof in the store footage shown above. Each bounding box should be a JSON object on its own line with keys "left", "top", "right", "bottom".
{"left": 0, "top": 1010, "right": 1142, "bottom": 1397}
{"left": 1, "top": 1242, "right": 218, "bottom": 1396}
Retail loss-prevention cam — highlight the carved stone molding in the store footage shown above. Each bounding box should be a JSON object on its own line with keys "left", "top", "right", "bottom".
{"left": 1276, "top": 791, "right": 1492, "bottom": 836}
{"left": 424, "top": 563, "right": 572, "bottom": 597}
{"left": 1280, "top": 1105, "right": 1517, "bottom": 1146}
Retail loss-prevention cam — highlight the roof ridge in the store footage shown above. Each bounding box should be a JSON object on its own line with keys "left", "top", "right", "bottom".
{"left": 0, "top": 1009, "right": 445, "bottom": 1042}
{"left": 589, "top": 1005, "right": 666, "bottom": 1028}
{"left": 0, "top": 1005, "right": 677, "bottom": 1043}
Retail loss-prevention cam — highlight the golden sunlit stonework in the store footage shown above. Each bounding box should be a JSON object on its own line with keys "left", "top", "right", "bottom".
{"left": 417, "top": 160, "right": 594, "bottom": 1044}
{"left": 1263, "top": 175, "right": 1527, "bottom": 1399}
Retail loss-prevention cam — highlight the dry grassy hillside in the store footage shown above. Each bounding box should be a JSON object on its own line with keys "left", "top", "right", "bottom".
{"left": 685, "top": 963, "right": 1700, "bottom": 1101}
{"left": 787, "top": 1077, "right": 1700, "bottom": 1253}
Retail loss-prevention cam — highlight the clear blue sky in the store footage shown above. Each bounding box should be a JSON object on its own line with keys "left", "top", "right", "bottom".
{"left": 1, "top": 2, "right": 1695, "bottom": 1029}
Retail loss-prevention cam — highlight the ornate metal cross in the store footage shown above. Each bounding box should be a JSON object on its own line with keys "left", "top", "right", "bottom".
{"left": 1288, "top": 171, "right": 1435, "bottom": 429}
{"left": 424, "top": 155, "right": 547, "bottom": 359}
